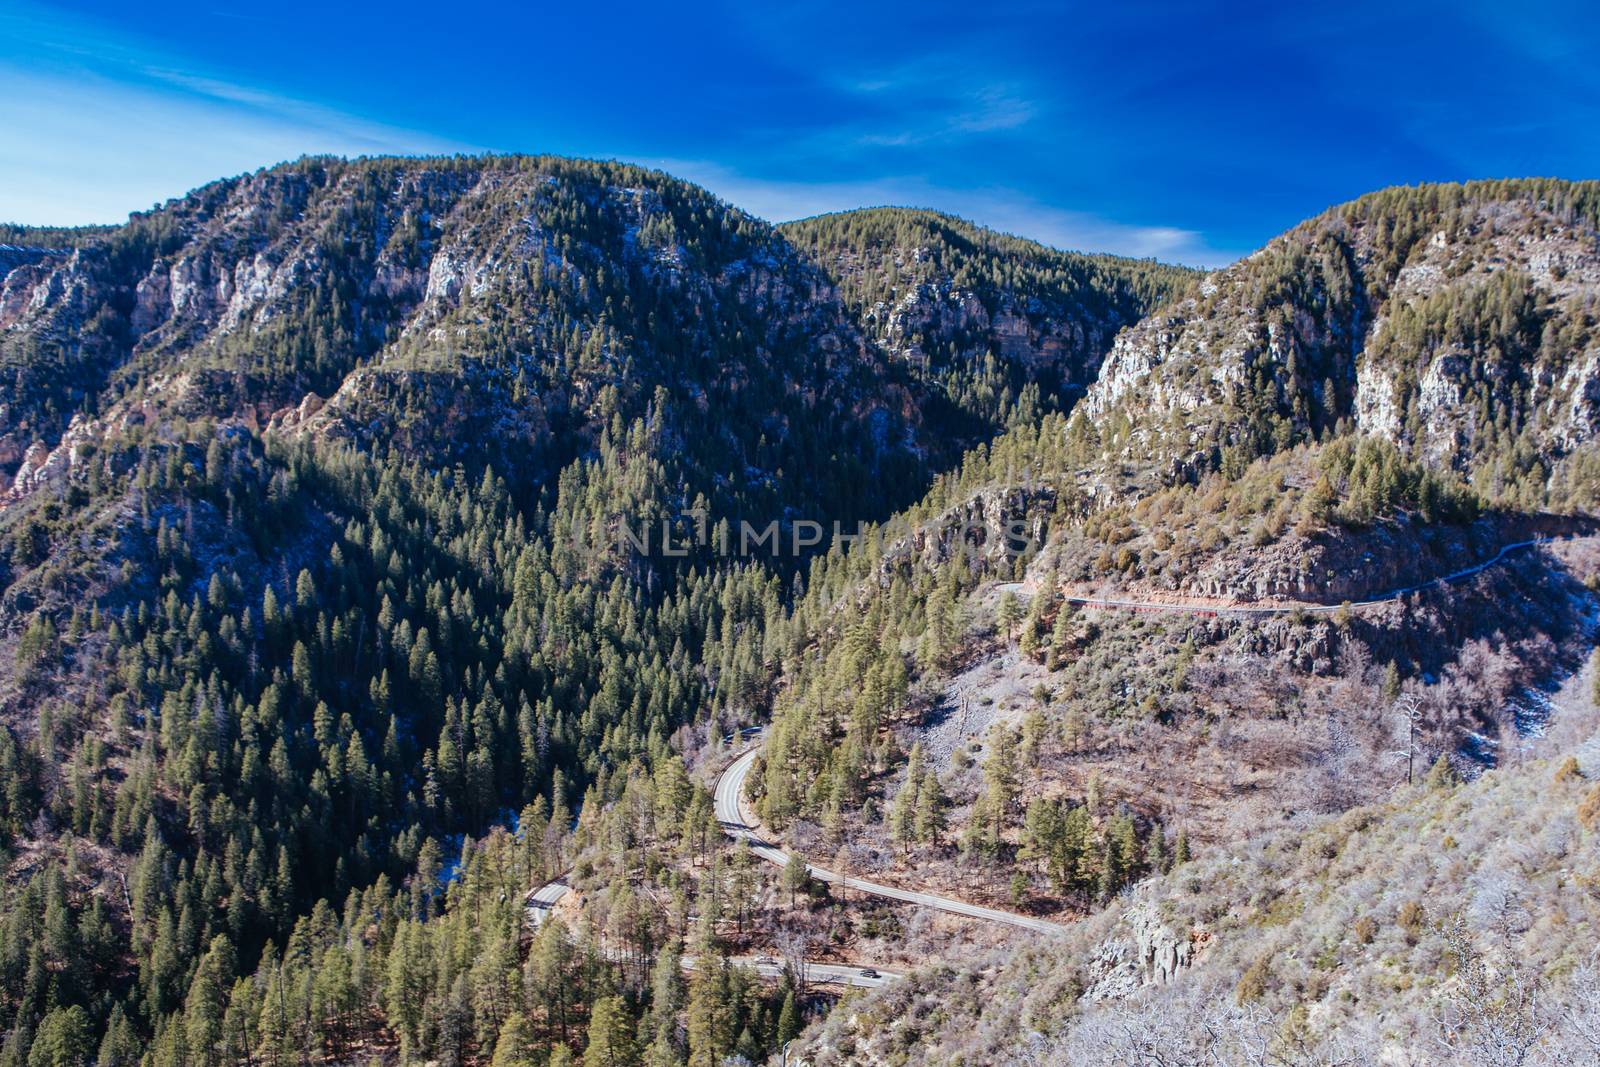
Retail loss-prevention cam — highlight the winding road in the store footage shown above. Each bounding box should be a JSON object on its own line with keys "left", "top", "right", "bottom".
{"left": 523, "top": 532, "right": 1593, "bottom": 972}
{"left": 525, "top": 885, "right": 900, "bottom": 988}
{"left": 525, "top": 876, "right": 570, "bottom": 928}
{"left": 688, "top": 955, "right": 901, "bottom": 989}
{"left": 523, "top": 732, "right": 1065, "bottom": 990}
{"left": 700, "top": 535, "right": 1595, "bottom": 929}
{"left": 1052, "top": 535, "right": 1579, "bottom": 618}
{"left": 524, "top": 874, "right": 900, "bottom": 986}
{"left": 715, "top": 744, "right": 1068, "bottom": 935}
{"left": 521, "top": 759, "right": 915, "bottom": 983}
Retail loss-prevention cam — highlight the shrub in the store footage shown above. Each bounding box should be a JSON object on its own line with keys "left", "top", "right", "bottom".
{"left": 1579, "top": 785, "right": 1600, "bottom": 831}
{"left": 1424, "top": 756, "right": 1459, "bottom": 791}
{"left": 1397, "top": 900, "right": 1427, "bottom": 943}
{"left": 1236, "top": 954, "right": 1272, "bottom": 1004}
{"left": 1555, "top": 756, "right": 1582, "bottom": 784}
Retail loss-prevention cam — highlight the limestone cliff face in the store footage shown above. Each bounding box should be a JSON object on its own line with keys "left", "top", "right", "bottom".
{"left": 1084, "top": 899, "right": 1201, "bottom": 1000}
{"left": 0, "top": 245, "right": 63, "bottom": 281}
{"left": 1079, "top": 182, "right": 1600, "bottom": 496}
{"left": 782, "top": 208, "right": 1195, "bottom": 431}
{"left": 0, "top": 157, "right": 928, "bottom": 509}
{"left": 857, "top": 271, "right": 1102, "bottom": 381}
{"left": 896, "top": 484, "right": 1057, "bottom": 572}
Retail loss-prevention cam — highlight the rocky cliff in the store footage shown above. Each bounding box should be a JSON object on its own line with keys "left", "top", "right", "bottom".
{"left": 782, "top": 208, "right": 1194, "bottom": 432}
{"left": 0, "top": 157, "right": 934, "bottom": 516}
{"left": 1078, "top": 181, "right": 1600, "bottom": 509}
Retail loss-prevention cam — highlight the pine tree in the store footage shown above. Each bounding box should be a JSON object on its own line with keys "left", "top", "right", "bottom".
{"left": 528, "top": 917, "right": 575, "bottom": 1044}
{"left": 685, "top": 957, "right": 731, "bottom": 1067}
{"left": 645, "top": 940, "right": 685, "bottom": 1062}
{"left": 914, "top": 769, "right": 947, "bottom": 847}
{"left": 1009, "top": 869, "right": 1029, "bottom": 906}
{"left": 1301, "top": 473, "right": 1337, "bottom": 527}
{"left": 27, "top": 1006, "right": 93, "bottom": 1067}
{"left": 491, "top": 1012, "right": 535, "bottom": 1067}
{"left": 1173, "top": 829, "right": 1191, "bottom": 867}
{"left": 95, "top": 1005, "right": 140, "bottom": 1067}
{"left": 888, "top": 744, "right": 923, "bottom": 854}
{"left": 887, "top": 777, "right": 915, "bottom": 853}
{"left": 781, "top": 854, "right": 809, "bottom": 907}
{"left": 1145, "top": 825, "right": 1167, "bottom": 874}
{"left": 183, "top": 935, "right": 236, "bottom": 1067}
{"left": 1382, "top": 660, "right": 1403, "bottom": 702}
{"left": 776, "top": 989, "right": 801, "bottom": 1045}
{"left": 584, "top": 995, "right": 637, "bottom": 1067}
{"left": 1049, "top": 607, "right": 1074, "bottom": 668}
{"left": 1106, "top": 813, "right": 1141, "bottom": 886}
{"left": 981, "top": 728, "right": 1019, "bottom": 837}
{"left": 996, "top": 592, "right": 1022, "bottom": 644}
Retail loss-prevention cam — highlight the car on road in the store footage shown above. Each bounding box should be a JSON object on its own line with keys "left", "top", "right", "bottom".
{"left": 859, "top": 967, "right": 879, "bottom": 978}
{"left": 755, "top": 954, "right": 776, "bottom": 966}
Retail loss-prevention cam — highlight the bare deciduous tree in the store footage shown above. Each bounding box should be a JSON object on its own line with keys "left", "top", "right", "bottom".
{"left": 1436, "top": 916, "right": 1550, "bottom": 1067}
{"left": 1390, "top": 692, "right": 1424, "bottom": 785}
{"left": 773, "top": 917, "right": 814, "bottom": 992}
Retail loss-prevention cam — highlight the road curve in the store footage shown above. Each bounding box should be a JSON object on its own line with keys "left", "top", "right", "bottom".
{"left": 715, "top": 745, "right": 1068, "bottom": 935}
{"left": 525, "top": 876, "right": 571, "bottom": 928}
{"left": 689, "top": 954, "right": 901, "bottom": 989}
{"left": 524, "top": 878, "right": 902, "bottom": 985}
{"left": 1055, "top": 535, "right": 1578, "bottom": 618}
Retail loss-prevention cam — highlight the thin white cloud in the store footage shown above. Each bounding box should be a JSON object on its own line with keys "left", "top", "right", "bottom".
{"left": 951, "top": 85, "right": 1038, "bottom": 133}
{"left": 0, "top": 0, "right": 477, "bottom": 229}
{"left": 842, "top": 62, "right": 1041, "bottom": 148}
{"left": 853, "top": 80, "right": 1039, "bottom": 146}
{"left": 0, "top": 1, "right": 1232, "bottom": 267}
{"left": 141, "top": 66, "right": 466, "bottom": 147}
{"left": 644, "top": 159, "right": 1237, "bottom": 267}
{"left": 0, "top": 63, "right": 470, "bottom": 225}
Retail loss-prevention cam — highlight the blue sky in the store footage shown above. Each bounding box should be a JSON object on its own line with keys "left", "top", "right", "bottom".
{"left": 3, "top": 0, "right": 1597, "bottom": 266}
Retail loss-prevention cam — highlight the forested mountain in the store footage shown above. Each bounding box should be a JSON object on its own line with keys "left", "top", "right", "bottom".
{"left": 0, "top": 155, "right": 1184, "bottom": 1067}
{"left": 781, "top": 209, "right": 1193, "bottom": 432}
{"left": 751, "top": 181, "right": 1600, "bottom": 1065}
{"left": 0, "top": 164, "right": 1597, "bottom": 1067}
{"left": 0, "top": 155, "right": 847, "bottom": 1067}
{"left": 0, "top": 156, "right": 932, "bottom": 520}
{"left": 1079, "top": 180, "right": 1600, "bottom": 508}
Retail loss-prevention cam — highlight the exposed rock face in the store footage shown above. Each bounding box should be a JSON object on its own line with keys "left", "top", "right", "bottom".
{"left": 859, "top": 275, "right": 1098, "bottom": 381}
{"left": 2, "top": 414, "right": 105, "bottom": 500}
{"left": 781, "top": 209, "right": 1194, "bottom": 431}
{"left": 870, "top": 483, "right": 1058, "bottom": 589}
{"left": 1085, "top": 899, "right": 1199, "bottom": 1000}
{"left": 1079, "top": 182, "right": 1600, "bottom": 495}
{"left": 0, "top": 245, "right": 63, "bottom": 279}
{"left": 0, "top": 157, "right": 940, "bottom": 513}
{"left": 1060, "top": 511, "right": 1589, "bottom": 606}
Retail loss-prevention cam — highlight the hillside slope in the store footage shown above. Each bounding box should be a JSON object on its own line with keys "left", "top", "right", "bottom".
{"left": 3, "top": 167, "right": 1600, "bottom": 1067}
{"left": 0, "top": 156, "right": 1193, "bottom": 1067}
{"left": 790, "top": 664, "right": 1600, "bottom": 1066}
{"left": 781, "top": 208, "right": 1194, "bottom": 433}
{"left": 0, "top": 156, "right": 931, "bottom": 519}
{"left": 746, "top": 184, "right": 1600, "bottom": 937}
{"left": 1078, "top": 180, "right": 1600, "bottom": 509}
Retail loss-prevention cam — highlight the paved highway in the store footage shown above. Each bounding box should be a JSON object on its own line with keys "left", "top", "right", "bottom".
{"left": 529, "top": 536, "right": 1587, "bottom": 950}
{"left": 524, "top": 876, "right": 901, "bottom": 985}
{"left": 525, "top": 876, "right": 570, "bottom": 927}
{"left": 715, "top": 744, "right": 1068, "bottom": 935}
